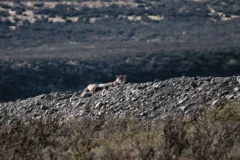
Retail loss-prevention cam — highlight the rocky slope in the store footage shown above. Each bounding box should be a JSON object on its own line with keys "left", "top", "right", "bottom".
{"left": 1, "top": 76, "right": 240, "bottom": 122}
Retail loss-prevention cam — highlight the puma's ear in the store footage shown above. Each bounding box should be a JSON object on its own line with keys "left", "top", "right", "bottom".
{"left": 116, "top": 75, "right": 119, "bottom": 78}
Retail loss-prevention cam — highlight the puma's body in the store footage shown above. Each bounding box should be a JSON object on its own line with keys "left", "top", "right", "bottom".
{"left": 84, "top": 82, "right": 114, "bottom": 92}
{"left": 81, "top": 75, "right": 127, "bottom": 97}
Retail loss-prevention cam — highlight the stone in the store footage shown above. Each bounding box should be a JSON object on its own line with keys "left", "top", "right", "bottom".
{"left": 193, "top": 77, "right": 198, "bottom": 80}
{"left": 234, "top": 87, "right": 239, "bottom": 92}
{"left": 206, "top": 77, "right": 212, "bottom": 82}
{"left": 95, "top": 102, "right": 102, "bottom": 109}
{"left": 1, "top": 76, "right": 240, "bottom": 122}
{"left": 131, "top": 97, "right": 138, "bottom": 102}
{"left": 178, "top": 97, "right": 188, "bottom": 105}
{"left": 226, "top": 95, "right": 234, "bottom": 100}
{"left": 40, "top": 105, "right": 48, "bottom": 110}
{"left": 81, "top": 92, "right": 92, "bottom": 98}
{"left": 140, "top": 112, "right": 147, "bottom": 116}
{"left": 218, "top": 91, "right": 229, "bottom": 96}
{"left": 190, "top": 81, "right": 198, "bottom": 88}
{"left": 49, "top": 108, "right": 58, "bottom": 114}
{"left": 33, "top": 113, "right": 40, "bottom": 117}
{"left": 39, "top": 94, "right": 46, "bottom": 100}
{"left": 236, "top": 76, "right": 240, "bottom": 84}
{"left": 138, "top": 85, "right": 146, "bottom": 89}
{"left": 212, "top": 100, "right": 218, "bottom": 106}
{"left": 98, "top": 111, "right": 104, "bottom": 116}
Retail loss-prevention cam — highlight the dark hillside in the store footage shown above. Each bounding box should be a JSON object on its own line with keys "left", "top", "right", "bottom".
{"left": 0, "top": 0, "right": 239, "bottom": 101}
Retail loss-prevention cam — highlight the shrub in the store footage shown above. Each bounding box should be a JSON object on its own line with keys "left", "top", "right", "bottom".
{"left": 0, "top": 101, "right": 239, "bottom": 159}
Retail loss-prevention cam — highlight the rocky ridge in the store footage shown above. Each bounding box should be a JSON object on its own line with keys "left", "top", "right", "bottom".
{"left": 1, "top": 76, "right": 240, "bottom": 122}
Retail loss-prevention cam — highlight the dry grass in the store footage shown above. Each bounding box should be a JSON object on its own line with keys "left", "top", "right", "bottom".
{"left": 2, "top": 0, "right": 239, "bottom": 30}
{"left": 0, "top": 100, "right": 240, "bottom": 159}
{"left": 0, "top": 0, "right": 139, "bottom": 29}
{"left": 208, "top": 5, "right": 240, "bottom": 21}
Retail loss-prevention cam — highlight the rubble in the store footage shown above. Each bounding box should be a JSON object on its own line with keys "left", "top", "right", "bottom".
{"left": 1, "top": 76, "right": 240, "bottom": 122}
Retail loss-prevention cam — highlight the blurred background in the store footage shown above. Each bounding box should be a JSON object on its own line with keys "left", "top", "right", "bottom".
{"left": 0, "top": 0, "right": 239, "bottom": 102}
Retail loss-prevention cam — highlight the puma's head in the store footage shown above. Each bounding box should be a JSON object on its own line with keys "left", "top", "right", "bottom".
{"left": 115, "top": 75, "right": 127, "bottom": 85}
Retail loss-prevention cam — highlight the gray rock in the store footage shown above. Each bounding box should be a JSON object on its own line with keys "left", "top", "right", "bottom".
{"left": 131, "top": 97, "right": 138, "bottom": 102}
{"left": 40, "top": 105, "right": 48, "bottom": 110}
{"left": 1, "top": 76, "right": 240, "bottom": 122}
{"left": 190, "top": 81, "right": 198, "bottom": 88}
{"left": 180, "top": 104, "right": 189, "bottom": 111}
{"left": 236, "top": 76, "right": 240, "bottom": 84}
{"left": 178, "top": 97, "right": 188, "bottom": 105}
{"left": 49, "top": 108, "right": 58, "bottom": 114}
{"left": 95, "top": 102, "right": 102, "bottom": 109}
{"left": 212, "top": 99, "right": 218, "bottom": 106}
{"left": 234, "top": 87, "right": 239, "bottom": 92}
{"left": 226, "top": 95, "right": 234, "bottom": 100}
{"left": 219, "top": 91, "right": 229, "bottom": 96}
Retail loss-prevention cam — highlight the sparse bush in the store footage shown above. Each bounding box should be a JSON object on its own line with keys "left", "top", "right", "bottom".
{"left": 0, "top": 11, "right": 9, "bottom": 17}
{"left": 0, "top": 3, "right": 11, "bottom": 9}
{"left": 12, "top": 6, "right": 26, "bottom": 15}
{"left": 34, "top": 3, "right": 44, "bottom": 8}
{"left": 35, "top": 4, "right": 79, "bottom": 17}
{"left": 0, "top": 101, "right": 239, "bottom": 159}
{"left": 185, "top": 101, "right": 240, "bottom": 159}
